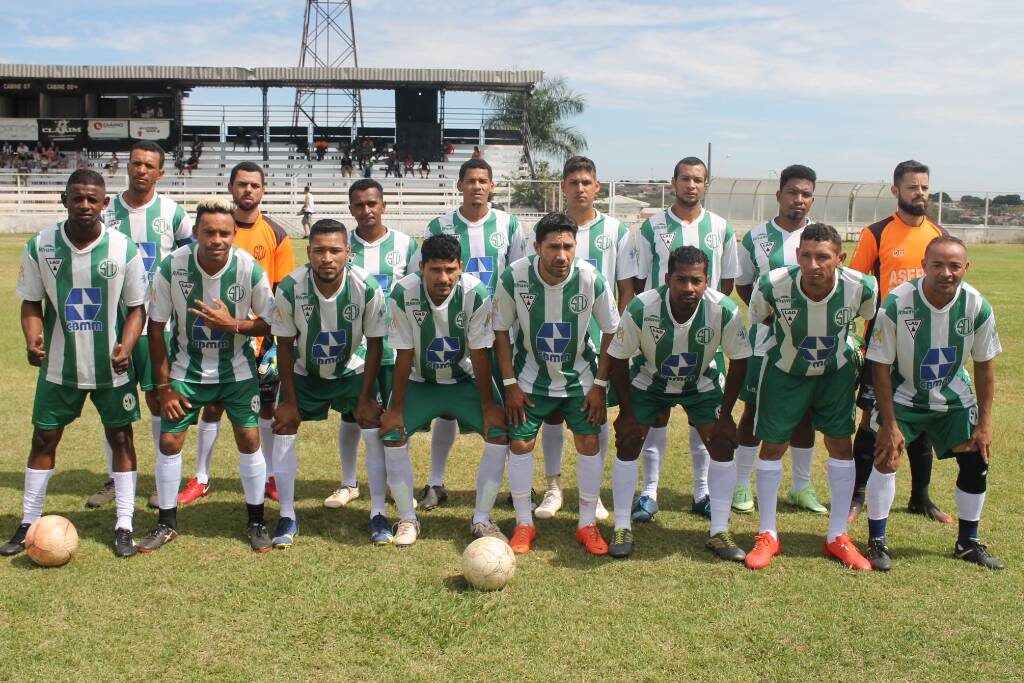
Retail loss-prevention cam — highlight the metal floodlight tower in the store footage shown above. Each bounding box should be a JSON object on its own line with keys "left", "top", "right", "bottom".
{"left": 292, "top": 0, "right": 364, "bottom": 131}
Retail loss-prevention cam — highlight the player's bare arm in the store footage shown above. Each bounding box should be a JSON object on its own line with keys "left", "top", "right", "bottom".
{"left": 111, "top": 304, "right": 145, "bottom": 374}
{"left": 610, "top": 355, "right": 644, "bottom": 453}
{"left": 616, "top": 278, "right": 635, "bottom": 312}
{"left": 20, "top": 300, "right": 45, "bottom": 367}
{"left": 187, "top": 298, "right": 269, "bottom": 337}
{"left": 582, "top": 333, "right": 613, "bottom": 425}
{"left": 968, "top": 358, "right": 995, "bottom": 463}
{"left": 470, "top": 346, "right": 507, "bottom": 440}
{"left": 356, "top": 336, "right": 384, "bottom": 427}
{"left": 871, "top": 360, "right": 904, "bottom": 471}
{"left": 708, "top": 357, "right": 747, "bottom": 448}
{"left": 272, "top": 336, "right": 301, "bottom": 435}
{"left": 494, "top": 329, "right": 531, "bottom": 426}
{"left": 148, "top": 318, "right": 190, "bottom": 421}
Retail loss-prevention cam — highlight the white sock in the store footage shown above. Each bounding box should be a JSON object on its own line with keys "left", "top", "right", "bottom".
{"left": 576, "top": 452, "right": 603, "bottom": 528}
{"left": 640, "top": 426, "right": 668, "bottom": 499}
{"left": 865, "top": 466, "right": 896, "bottom": 524}
{"left": 612, "top": 457, "right": 638, "bottom": 530}
{"left": 338, "top": 420, "right": 361, "bottom": 488}
{"left": 826, "top": 457, "right": 855, "bottom": 543}
{"left": 428, "top": 418, "right": 457, "bottom": 487}
{"left": 103, "top": 438, "right": 114, "bottom": 478}
{"left": 238, "top": 449, "right": 266, "bottom": 506}
{"left": 273, "top": 434, "right": 298, "bottom": 520}
{"left": 756, "top": 458, "right": 783, "bottom": 538}
{"left": 195, "top": 419, "right": 220, "bottom": 485}
{"left": 156, "top": 451, "right": 183, "bottom": 510}
{"left": 473, "top": 442, "right": 507, "bottom": 525}
{"left": 112, "top": 470, "right": 137, "bottom": 531}
{"left": 384, "top": 444, "right": 416, "bottom": 521}
{"left": 507, "top": 451, "right": 534, "bottom": 527}
{"left": 597, "top": 423, "right": 609, "bottom": 471}
{"left": 541, "top": 422, "right": 564, "bottom": 478}
{"left": 708, "top": 459, "right": 736, "bottom": 536}
{"left": 955, "top": 487, "right": 986, "bottom": 522}
{"left": 258, "top": 418, "right": 274, "bottom": 482}
{"left": 149, "top": 415, "right": 161, "bottom": 459}
{"left": 790, "top": 446, "right": 815, "bottom": 492}
{"left": 735, "top": 444, "right": 758, "bottom": 488}
{"left": 21, "top": 467, "right": 54, "bottom": 525}
{"left": 690, "top": 427, "right": 710, "bottom": 501}
{"left": 362, "top": 429, "right": 387, "bottom": 517}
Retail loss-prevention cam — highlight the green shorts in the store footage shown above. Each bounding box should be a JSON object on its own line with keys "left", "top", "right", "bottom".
{"left": 375, "top": 365, "right": 394, "bottom": 406}
{"left": 630, "top": 385, "right": 723, "bottom": 426}
{"left": 755, "top": 362, "right": 856, "bottom": 443}
{"left": 739, "top": 353, "right": 764, "bottom": 404}
{"left": 162, "top": 378, "right": 260, "bottom": 433}
{"left": 509, "top": 393, "right": 602, "bottom": 442}
{"left": 382, "top": 379, "right": 506, "bottom": 442}
{"left": 873, "top": 403, "right": 977, "bottom": 459}
{"left": 131, "top": 332, "right": 172, "bottom": 392}
{"left": 31, "top": 375, "right": 140, "bottom": 430}
{"left": 293, "top": 373, "right": 364, "bottom": 421}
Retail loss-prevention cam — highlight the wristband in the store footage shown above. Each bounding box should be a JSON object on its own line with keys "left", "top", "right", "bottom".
{"left": 592, "top": 378, "right": 609, "bottom": 388}
{"left": 157, "top": 382, "right": 171, "bottom": 389}
{"left": 502, "top": 378, "right": 518, "bottom": 387}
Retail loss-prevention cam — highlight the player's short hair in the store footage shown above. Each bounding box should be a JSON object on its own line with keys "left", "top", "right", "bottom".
{"left": 309, "top": 218, "right": 347, "bottom": 241}
{"left": 562, "top": 155, "right": 597, "bottom": 179}
{"left": 229, "top": 161, "right": 265, "bottom": 186}
{"left": 420, "top": 234, "right": 462, "bottom": 264}
{"left": 66, "top": 169, "right": 105, "bottom": 191}
{"left": 459, "top": 158, "right": 492, "bottom": 181}
{"left": 667, "top": 245, "right": 708, "bottom": 276}
{"left": 673, "top": 156, "right": 708, "bottom": 180}
{"left": 131, "top": 140, "right": 165, "bottom": 167}
{"left": 800, "top": 222, "right": 842, "bottom": 251}
{"left": 194, "top": 196, "right": 235, "bottom": 227}
{"left": 779, "top": 164, "right": 816, "bottom": 191}
{"left": 893, "top": 160, "right": 929, "bottom": 185}
{"left": 348, "top": 178, "right": 384, "bottom": 201}
{"left": 925, "top": 234, "right": 967, "bottom": 258}
{"left": 534, "top": 211, "right": 578, "bottom": 243}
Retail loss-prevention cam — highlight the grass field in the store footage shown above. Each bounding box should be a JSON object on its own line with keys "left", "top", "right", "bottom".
{"left": 1, "top": 233, "right": 1022, "bottom": 681}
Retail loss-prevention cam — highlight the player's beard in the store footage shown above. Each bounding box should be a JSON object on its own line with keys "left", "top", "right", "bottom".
{"left": 676, "top": 195, "right": 701, "bottom": 209}
{"left": 898, "top": 197, "right": 928, "bottom": 217}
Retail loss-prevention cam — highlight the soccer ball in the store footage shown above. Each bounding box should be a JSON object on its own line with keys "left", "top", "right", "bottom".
{"left": 25, "top": 515, "right": 79, "bottom": 567}
{"left": 462, "top": 537, "right": 516, "bottom": 591}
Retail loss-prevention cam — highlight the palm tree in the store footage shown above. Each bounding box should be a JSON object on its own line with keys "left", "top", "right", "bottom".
{"left": 483, "top": 76, "right": 587, "bottom": 166}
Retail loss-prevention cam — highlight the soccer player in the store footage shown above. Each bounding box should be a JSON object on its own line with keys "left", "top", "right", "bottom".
{"left": 180, "top": 162, "right": 295, "bottom": 506}
{"left": 536, "top": 155, "right": 638, "bottom": 521}
{"left": 87, "top": 140, "right": 193, "bottom": 511}
{"left": 744, "top": 223, "right": 877, "bottom": 571}
{"left": 380, "top": 234, "right": 509, "bottom": 546}
{"left": 607, "top": 247, "right": 750, "bottom": 560}
{"left": 849, "top": 160, "right": 951, "bottom": 524}
{"left": 632, "top": 156, "right": 739, "bottom": 522}
{"left": 493, "top": 212, "right": 619, "bottom": 555}
{"left": 409, "top": 158, "right": 527, "bottom": 510}
{"left": 732, "top": 165, "right": 825, "bottom": 515}
{"left": 271, "top": 219, "right": 386, "bottom": 548}
{"left": 865, "top": 236, "right": 1004, "bottom": 570}
{"left": 137, "top": 196, "right": 275, "bottom": 552}
{"left": 323, "top": 179, "right": 417, "bottom": 515}
{"left": 2, "top": 170, "right": 146, "bottom": 558}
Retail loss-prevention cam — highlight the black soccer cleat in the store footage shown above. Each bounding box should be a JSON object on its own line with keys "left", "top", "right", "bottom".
{"left": 114, "top": 528, "right": 137, "bottom": 558}
{"left": 706, "top": 531, "right": 746, "bottom": 562}
{"left": 866, "top": 537, "right": 892, "bottom": 572}
{"left": 415, "top": 484, "right": 449, "bottom": 511}
{"left": 247, "top": 522, "right": 273, "bottom": 553}
{"left": 136, "top": 523, "right": 178, "bottom": 553}
{"left": 954, "top": 539, "right": 1005, "bottom": 570}
{"left": 0, "top": 523, "right": 31, "bottom": 557}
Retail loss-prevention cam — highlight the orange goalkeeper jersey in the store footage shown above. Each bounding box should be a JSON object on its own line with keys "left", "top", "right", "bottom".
{"left": 849, "top": 212, "right": 947, "bottom": 300}
{"left": 233, "top": 213, "right": 295, "bottom": 287}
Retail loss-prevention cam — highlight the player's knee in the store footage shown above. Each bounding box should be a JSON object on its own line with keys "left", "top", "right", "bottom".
{"left": 31, "top": 428, "right": 61, "bottom": 453}
{"left": 955, "top": 451, "right": 987, "bottom": 494}
{"left": 652, "top": 407, "right": 671, "bottom": 428}
{"left": 758, "top": 442, "right": 787, "bottom": 460}
{"left": 574, "top": 434, "right": 599, "bottom": 456}
{"left": 159, "top": 432, "right": 185, "bottom": 456}
{"left": 202, "top": 404, "right": 224, "bottom": 420}
{"left": 235, "top": 426, "right": 261, "bottom": 453}
{"left": 144, "top": 390, "right": 161, "bottom": 416}
{"left": 543, "top": 411, "right": 565, "bottom": 425}
{"left": 383, "top": 438, "right": 408, "bottom": 447}
{"left": 823, "top": 435, "right": 853, "bottom": 460}
{"left": 484, "top": 435, "right": 508, "bottom": 446}
{"left": 510, "top": 439, "right": 534, "bottom": 455}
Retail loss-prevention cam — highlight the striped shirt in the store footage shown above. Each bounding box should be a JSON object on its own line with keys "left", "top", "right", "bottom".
{"left": 635, "top": 207, "right": 739, "bottom": 291}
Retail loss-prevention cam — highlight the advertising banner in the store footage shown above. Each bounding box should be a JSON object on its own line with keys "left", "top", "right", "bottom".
{"left": 88, "top": 119, "right": 129, "bottom": 140}
{"left": 129, "top": 119, "right": 170, "bottom": 140}
{"left": 38, "top": 118, "right": 86, "bottom": 145}
{"left": 0, "top": 118, "right": 38, "bottom": 141}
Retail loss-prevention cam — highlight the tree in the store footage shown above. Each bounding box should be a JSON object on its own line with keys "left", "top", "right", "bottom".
{"left": 484, "top": 76, "right": 587, "bottom": 169}
{"left": 929, "top": 191, "right": 952, "bottom": 203}
{"left": 991, "top": 194, "right": 1022, "bottom": 206}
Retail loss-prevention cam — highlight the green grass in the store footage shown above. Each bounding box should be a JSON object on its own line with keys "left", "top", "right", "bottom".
{"left": 1, "top": 234, "right": 1023, "bottom": 680}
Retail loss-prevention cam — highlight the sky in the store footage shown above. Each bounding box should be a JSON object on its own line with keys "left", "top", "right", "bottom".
{"left": 3, "top": 0, "right": 1023, "bottom": 192}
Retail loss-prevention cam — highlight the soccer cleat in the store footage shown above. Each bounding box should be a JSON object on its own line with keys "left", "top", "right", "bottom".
{"left": 608, "top": 527, "right": 634, "bottom": 559}
{"left": 631, "top": 495, "right": 659, "bottom": 523}
{"left": 509, "top": 524, "right": 537, "bottom": 554}
{"left": 907, "top": 497, "right": 954, "bottom": 525}
{"left": 470, "top": 519, "right": 508, "bottom": 543}
{"left": 114, "top": 528, "right": 137, "bottom": 558}
{"left": 595, "top": 497, "right": 610, "bottom": 521}
{"left": 506, "top": 488, "right": 538, "bottom": 511}
{"left": 691, "top": 495, "right": 711, "bottom": 518}
{"left": 272, "top": 517, "right": 299, "bottom": 549}
{"left": 264, "top": 477, "right": 280, "bottom": 503}
{"left": 534, "top": 487, "right": 563, "bottom": 519}
{"left": 745, "top": 531, "right": 781, "bottom": 570}
{"left": 847, "top": 497, "right": 865, "bottom": 524}
{"left": 0, "top": 523, "right": 31, "bottom": 557}
{"left": 706, "top": 531, "right": 746, "bottom": 562}
{"left": 247, "top": 522, "right": 273, "bottom": 553}
{"left": 788, "top": 485, "right": 828, "bottom": 514}
{"left": 136, "top": 523, "right": 178, "bottom": 553}
{"left": 147, "top": 491, "right": 160, "bottom": 510}
{"left": 575, "top": 523, "right": 609, "bottom": 556}
{"left": 731, "top": 484, "right": 754, "bottom": 513}
{"left": 393, "top": 518, "right": 420, "bottom": 548}
{"left": 177, "top": 477, "right": 210, "bottom": 506}
{"left": 323, "top": 485, "right": 359, "bottom": 509}
{"left": 867, "top": 538, "right": 892, "bottom": 572}
{"left": 369, "top": 514, "right": 394, "bottom": 545}
{"left": 823, "top": 533, "right": 872, "bottom": 571}
{"left": 415, "top": 484, "right": 448, "bottom": 511}
{"left": 86, "top": 478, "right": 116, "bottom": 508}
{"left": 954, "top": 539, "right": 1005, "bottom": 570}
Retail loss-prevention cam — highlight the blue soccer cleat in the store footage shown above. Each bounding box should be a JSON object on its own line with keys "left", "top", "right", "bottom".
{"left": 272, "top": 517, "right": 299, "bottom": 549}
{"left": 369, "top": 514, "right": 394, "bottom": 545}
{"left": 631, "top": 495, "right": 659, "bottom": 523}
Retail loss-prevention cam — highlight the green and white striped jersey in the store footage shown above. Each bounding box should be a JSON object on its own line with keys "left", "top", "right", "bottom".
{"left": 866, "top": 278, "right": 1000, "bottom": 411}
{"left": 493, "top": 257, "right": 619, "bottom": 397}
{"left": 737, "top": 219, "right": 806, "bottom": 355}
{"left": 568, "top": 211, "right": 639, "bottom": 284}
{"left": 635, "top": 207, "right": 739, "bottom": 291}
{"left": 414, "top": 206, "right": 527, "bottom": 294}
{"left": 609, "top": 285, "right": 751, "bottom": 394}
{"left": 17, "top": 222, "right": 147, "bottom": 390}
{"left": 749, "top": 265, "right": 877, "bottom": 376}
{"left": 349, "top": 227, "right": 418, "bottom": 366}
{"left": 272, "top": 263, "right": 386, "bottom": 380}
{"left": 149, "top": 244, "right": 274, "bottom": 384}
{"left": 389, "top": 272, "right": 493, "bottom": 384}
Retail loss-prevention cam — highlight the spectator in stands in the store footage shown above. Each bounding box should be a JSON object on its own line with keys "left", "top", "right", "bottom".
{"left": 471, "top": 145, "right": 483, "bottom": 159}
{"left": 104, "top": 152, "right": 120, "bottom": 177}
{"left": 294, "top": 137, "right": 310, "bottom": 159}
{"left": 443, "top": 141, "right": 455, "bottom": 161}
{"left": 233, "top": 128, "right": 246, "bottom": 151}
{"left": 16, "top": 142, "right": 30, "bottom": 162}
{"left": 385, "top": 148, "right": 400, "bottom": 177}
{"left": 300, "top": 185, "right": 315, "bottom": 238}
{"left": 314, "top": 137, "right": 330, "bottom": 161}
{"left": 341, "top": 153, "right": 354, "bottom": 178}
{"left": 15, "top": 154, "right": 29, "bottom": 185}
{"left": 418, "top": 157, "right": 430, "bottom": 178}
{"left": 360, "top": 138, "right": 374, "bottom": 168}
{"left": 403, "top": 154, "right": 415, "bottom": 178}
{"left": 173, "top": 151, "right": 186, "bottom": 175}
{"left": 184, "top": 151, "right": 199, "bottom": 176}
{"left": 34, "top": 140, "right": 45, "bottom": 161}
{"left": 190, "top": 135, "right": 204, "bottom": 161}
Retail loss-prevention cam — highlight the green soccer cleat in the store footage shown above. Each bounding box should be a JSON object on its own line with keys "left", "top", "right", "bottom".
{"left": 731, "top": 484, "right": 754, "bottom": 513}
{"left": 787, "top": 485, "right": 828, "bottom": 514}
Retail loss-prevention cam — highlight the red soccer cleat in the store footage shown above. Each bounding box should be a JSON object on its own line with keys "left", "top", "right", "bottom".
{"left": 824, "top": 533, "right": 872, "bottom": 571}
{"left": 177, "top": 478, "right": 210, "bottom": 506}
{"left": 509, "top": 524, "right": 537, "bottom": 554}
{"left": 575, "top": 523, "right": 609, "bottom": 555}
{"left": 264, "top": 476, "right": 280, "bottom": 502}
{"left": 745, "top": 531, "right": 781, "bottom": 570}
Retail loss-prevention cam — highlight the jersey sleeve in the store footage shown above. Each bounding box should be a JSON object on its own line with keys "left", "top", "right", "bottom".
{"left": 614, "top": 225, "right": 640, "bottom": 280}
{"left": 735, "top": 233, "right": 756, "bottom": 286}
{"left": 972, "top": 304, "right": 1002, "bottom": 362}
{"left": 270, "top": 279, "right": 298, "bottom": 338}
{"left": 849, "top": 227, "right": 879, "bottom": 275}
{"left": 721, "top": 221, "right": 740, "bottom": 279}
{"left": 405, "top": 235, "right": 419, "bottom": 269}
{"left": 467, "top": 286, "right": 495, "bottom": 350}
{"left": 721, "top": 304, "right": 753, "bottom": 360}
{"left": 491, "top": 267, "right": 517, "bottom": 332}
{"left": 747, "top": 275, "right": 773, "bottom": 324}
{"left": 857, "top": 274, "right": 878, "bottom": 321}
{"left": 15, "top": 239, "right": 44, "bottom": 302}
{"left": 121, "top": 241, "right": 148, "bottom": 307}
{"left": 173, "top": 205, "right": 194, "bottom": 246}
{"left": 592, "top": 272, "right": 620, "bottom": 334}
{"left": 386, "top": 289, "right": 415, "bottom": 350}
{"left": 864, "top": 296, "right": 897, "bottom": 364}
{"left": 250, "top": 269, "right": 275, "bottom": 323}
{"left": 363, "top": 281, "right": 387, "bottom": 339}
{"left": 634, "top": 221, "right": 654, "bottom": 279}
{"left": 148, "top": 255, "right": 173, "bottom": 323}
{"left": 608, "top": 301, "right": 642, "bottom": 360}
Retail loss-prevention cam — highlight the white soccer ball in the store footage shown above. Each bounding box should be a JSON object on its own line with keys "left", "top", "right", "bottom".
{"left": 26, "top": 515, "right": 79, "bottom": 567}
{"left": 462, "top": 536, "right": 516, "bottom": 590}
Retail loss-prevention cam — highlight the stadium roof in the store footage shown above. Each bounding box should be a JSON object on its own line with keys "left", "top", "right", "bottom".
{"left": 0, "top": 65, "right": 543, "bottom": 93}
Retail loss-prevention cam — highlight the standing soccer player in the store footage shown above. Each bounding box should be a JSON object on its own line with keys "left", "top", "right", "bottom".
{"left": 744, "top": 224, "right": 876, "bottom": 571}
{"left": 493, "top": 212, "right": 619, "bottom": 555}
{"left": 865, "top": 236, "right": 1003, "bottom": 570}
{"left": 380, "top": 234, "right": 509, "bottom": 546}
{"left": 271, "top": 219, "right": 386, "bottom": 548}
{"left": 409, "top": 158, "right": 527, "bottom": 510}
{"left": 138, "top": 196, "right": 275, "bottom": 552}
{"left": 607, "top": 247, "right": 750, "bottom": 560}
{"left": 632, "top": 156, "right": 739, "bottom": 522}
{"left": 536, "top": 156, "right": 638, "bottom": 522}
{"left": 2, "top": 170, "right": 147, "bottom": 558}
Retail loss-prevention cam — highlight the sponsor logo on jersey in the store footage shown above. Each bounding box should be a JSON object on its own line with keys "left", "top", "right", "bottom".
{"left": 594, "top": 234, "right": 612, "bottom": 252}
{"left": 704, "top": 233, "right": 721, "bottom": 249}
{"left": 253, "top": 245, "right": 268, "bottom": 261}
{"left": 489, "top": 232, "right": 507, "bottom": 249}
{"left": 179, "top": 281, "right": 195, "bottom": 298}
{"left": 342, "top": 304, "right": 360, "bottom": 322}
{"left": 301, "top": 304, "right": 314, "bottom": 321}
{"left": 584, "top": 258, "right": 598, "bottom": 269}
{"left": 758, "top": 241, "right": 775, "bottom": 259}
{"left": 426, "top": 336, "right": 462, "bottom": 368}
{"left": 65, "top": 287, "right": 103, "bottom": 332}
{"left": 536, "top": 322, "right": 573, "bottom": 363}
{"left": 191, "top": 318, "right": 229, "bottom": 350}
{"left": 780, "top": 307, "right": 799, "bottom": 325}
{"left": 152, "top": 217, "right": 171, "bottom": 236}
{"left": 226, "top": 284, "right": 246, "bottom": 303}
{"left": 650, "top": 326, "right": 665, "bottom": 343}
{"left": 660, "top": 352, "right": 698, "bottom": 379}
{"left": 313, "top": 330, "right": 347, "bottom": 364}
{"left": 139, "top": 242, "right": 158, "bottom": 274}
{"left": 955, "top": 317, "right": 974, "bottom": 336}
{"left": 797, "top": 336, "right": 837, "bottom": 367}
{"left": 122, "top": 392, "right": 137, "bottom": 411}
{"left": 106, "top": 218, "right": 122, "bottom": 231}
{"left": 45, "top": 257, "right": 62, "bottom": 277}
{"left": 465, "top": 257, "right": 494, "bottom": 287}
{"left": 413, "top": 309, "right": 428, "bottom": 325}
{"left": 833, "top": 307, "right": 853, "bottom": 326}
{"left": 892, "top": 248, "right": 905, "bottom": 257}
{"left": 904, "top": 319, "right": 921, "bottom": 338}
{"left": 374, "top": 273, "right": 391, "bottom": 291}
{"left": 695, "top": 326, "right": 714, "bottom": 345}
{"left": 454, "top": 311, "right": 466, "bottom": 329}
{"left": 920, "top": 346, "right": 957, "bottom": 388}
{"left": 520, "top": 293, "right": 536, "bottom": 310}
{"left": 568, "top": 294, "right": 589, "bottom": 314}
{"left": 658, "top": 233, "right": 675, "bottom": 250}
{"left": 384, "top": 250, "right": 404, "bottom": 267}
{"left": 97, "top": 258, "right": 119, "bottom": 280}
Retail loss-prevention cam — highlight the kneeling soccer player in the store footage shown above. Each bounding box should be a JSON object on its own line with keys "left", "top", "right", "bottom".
{"left": 865, "top": 236, "right": 1004, "bottom": 570}
{"left": 380, "top": 234, "right": 510, "bottom": 547}
{"left": 270, "top": 219, "right": 387, "bottom": 548}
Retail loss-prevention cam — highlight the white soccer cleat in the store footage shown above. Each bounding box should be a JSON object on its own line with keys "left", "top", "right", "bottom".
{"left": 324, "top": 485, "right": 360, "bottom": 509}
{"left": 535, "top": 476, "right": 563, "bottom": 520}
{"left": 595, "top": 497, "right": 610, "bottom": 521}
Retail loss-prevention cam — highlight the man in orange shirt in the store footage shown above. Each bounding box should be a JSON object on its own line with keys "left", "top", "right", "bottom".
{"left": 848, "top": 160, "right": 951, "bottom": 524}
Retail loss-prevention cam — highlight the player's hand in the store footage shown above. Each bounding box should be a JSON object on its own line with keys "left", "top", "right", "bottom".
{"left": 873, "top": 422, "right": 904, "bottom": 471}
{"left": 482, "top": 403, "right": 507, "bottom": 439}
{"left": 272, "top": 400, "right": 301, "bottom": 435}
{"left": 379, "top": 408, "right": 404, "bottom": 439}
{"left": 159, "top": 384, "right": 191, "bottom": 421}
{"left": 110, "top": 342, "right": 131, "bottom": 374}
{"left": 503, "top": 383, "right": 533, "bottom": 427}
{"left": 355, "top": 395, "right": 383, "bottom": 428}
{"left": 26, "top": 334, "right": 46, "bottom": 366}
{"left": 614, "top": 412, "right": 646, "bottom": 452}
{"left": 708, "top": 413, "right": 738, "bottom": 449}
{"left": 582, "top": 385, "right": 607, "bottom": 425}
{"left": 968, "top": 420, "right": 994, "bottom": 464}
{"left": 188, "top": 298, "right": 236, "bottom": 332}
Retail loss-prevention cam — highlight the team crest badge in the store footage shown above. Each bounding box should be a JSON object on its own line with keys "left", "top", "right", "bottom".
{"left": 179, "top": 282, "right": 194, "bottom": 298}
{"left": 955, "top": 317, "right": 974, "bottom": 336}
{"left": 413, "top": 309, "right": 428, "bottom": 325}
{"left": 152, "top": 217, "right": 171, "bottom": 235}
{"left": 385, "top": 250, "right": 404, "bottom": 267}
{"left": 106, "top": 218, "right": 122, "bottom": 231}
{"left": 343, "top": 304, "right": 360, "bottom": 322}
{"left": 759, "top": 241, "right": 775, "bottom": 259}
{"left": 658, "top": 233, "right": 675, "bottom": 250}
{"left": 833, "top": 307, "right": 853, "bottom": 326}
{"left": 704, "top": 233, "right": 721, "bottom": 249}
{"left": 520, "top": 293, "right": 536, "bottom": 310}
{"left": 650, "top": 326, "right": 665, "bottom": 343}
{"left": 780, "top": 308, "right": 799, "bottom": 325}
{"left": 250, "top": 396, "right": 260, "bottom": 412}
{"left": 568, "top": 294, "right": 589, "bottom": 314}
{"left": 695, "top": 326, "right": 714, "bottom": 345}
{"left": 454, "top": 311, "right": 466, "bottom": 329}
{"left": 122, "top": 393, "right": 137, "bottom": 411}
{"left": 301, "top": 304, "right": 314, "bottom": 321}
{"left": 489, "top": 232, "right": 507, "bottom": 249}
{"left": 226, "top": 284, "right": 246, "bottom": 303}
{"left": 97, "top": 258, "right": 119, "bottom": 280}
{"left": 904, "top": 319, "right": 921, "bottom": 338}
{"left": 594, "top": 234, "right": 612, "bottom": 252}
